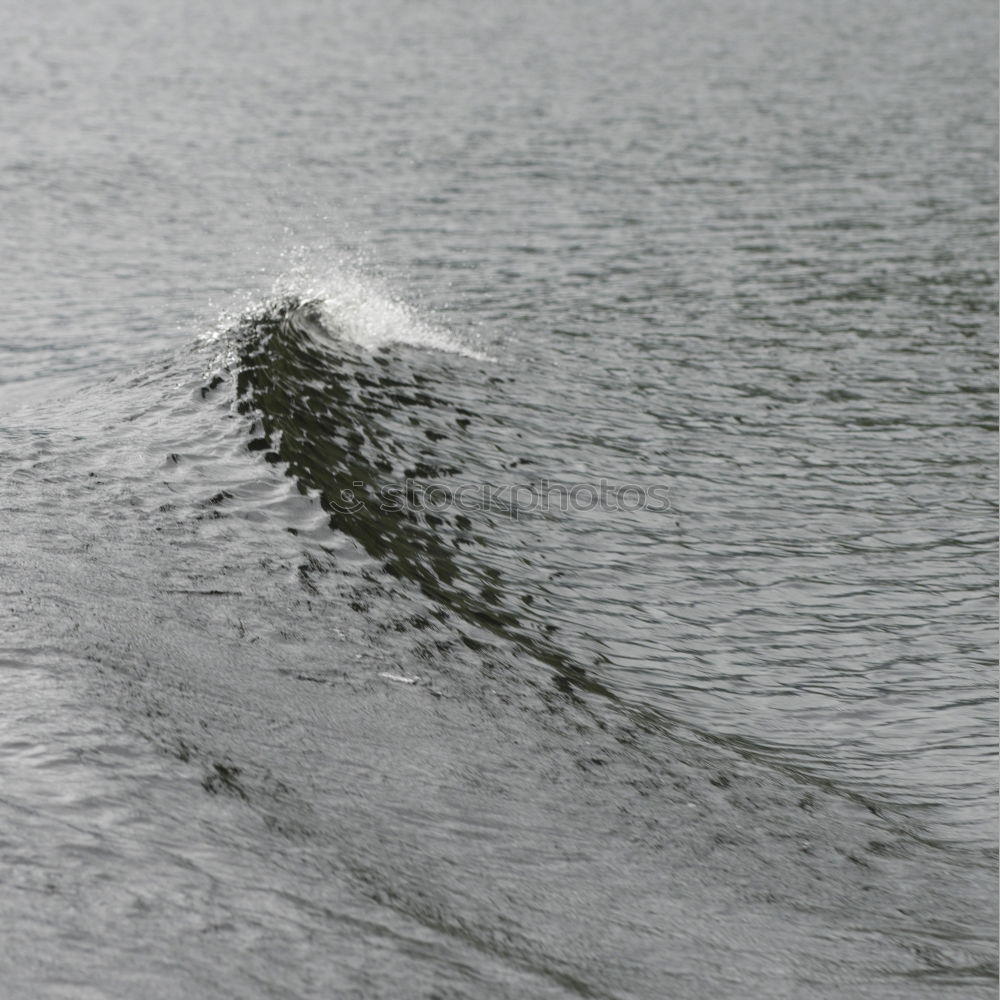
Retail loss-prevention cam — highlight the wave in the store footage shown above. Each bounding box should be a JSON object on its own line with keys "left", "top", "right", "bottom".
{"left": 185, "top": 292, "right": 992, "bottom": 992}
{"left": 220, "top": 293, "right": 613, "bottom": 697}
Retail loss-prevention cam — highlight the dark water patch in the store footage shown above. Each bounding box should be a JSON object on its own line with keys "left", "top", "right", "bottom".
{"left": 227, "top": 295, "right": 614, "bottom": 698}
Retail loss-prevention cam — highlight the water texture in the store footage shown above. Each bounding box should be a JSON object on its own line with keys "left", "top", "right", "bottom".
{"left": 0, "top": 1, "right": 996, "bottom": 997}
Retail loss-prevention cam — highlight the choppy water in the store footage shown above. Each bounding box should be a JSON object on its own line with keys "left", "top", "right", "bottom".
{"left": 1, "top": 1, "right": 997, "bottom": 997}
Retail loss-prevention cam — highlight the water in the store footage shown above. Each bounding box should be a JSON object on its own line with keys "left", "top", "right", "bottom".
{"left": 1, "top": 0, "right": 996, "bottom": 996}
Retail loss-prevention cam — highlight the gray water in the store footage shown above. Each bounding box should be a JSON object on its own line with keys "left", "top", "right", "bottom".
{"left": 1, "top": 1, "right": 997, "bottom": 997}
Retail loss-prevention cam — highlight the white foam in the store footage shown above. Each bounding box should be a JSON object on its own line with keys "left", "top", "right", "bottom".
{"left": 272, "top": 254, "right": 492, "bottom": 360}
{"left": 197, "top": 252, "right": 494, "bottom": 374}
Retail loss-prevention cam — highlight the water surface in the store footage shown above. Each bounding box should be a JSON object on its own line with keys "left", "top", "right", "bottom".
{"left": 1, "top": 0, "right": 996, "bottom": 996}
